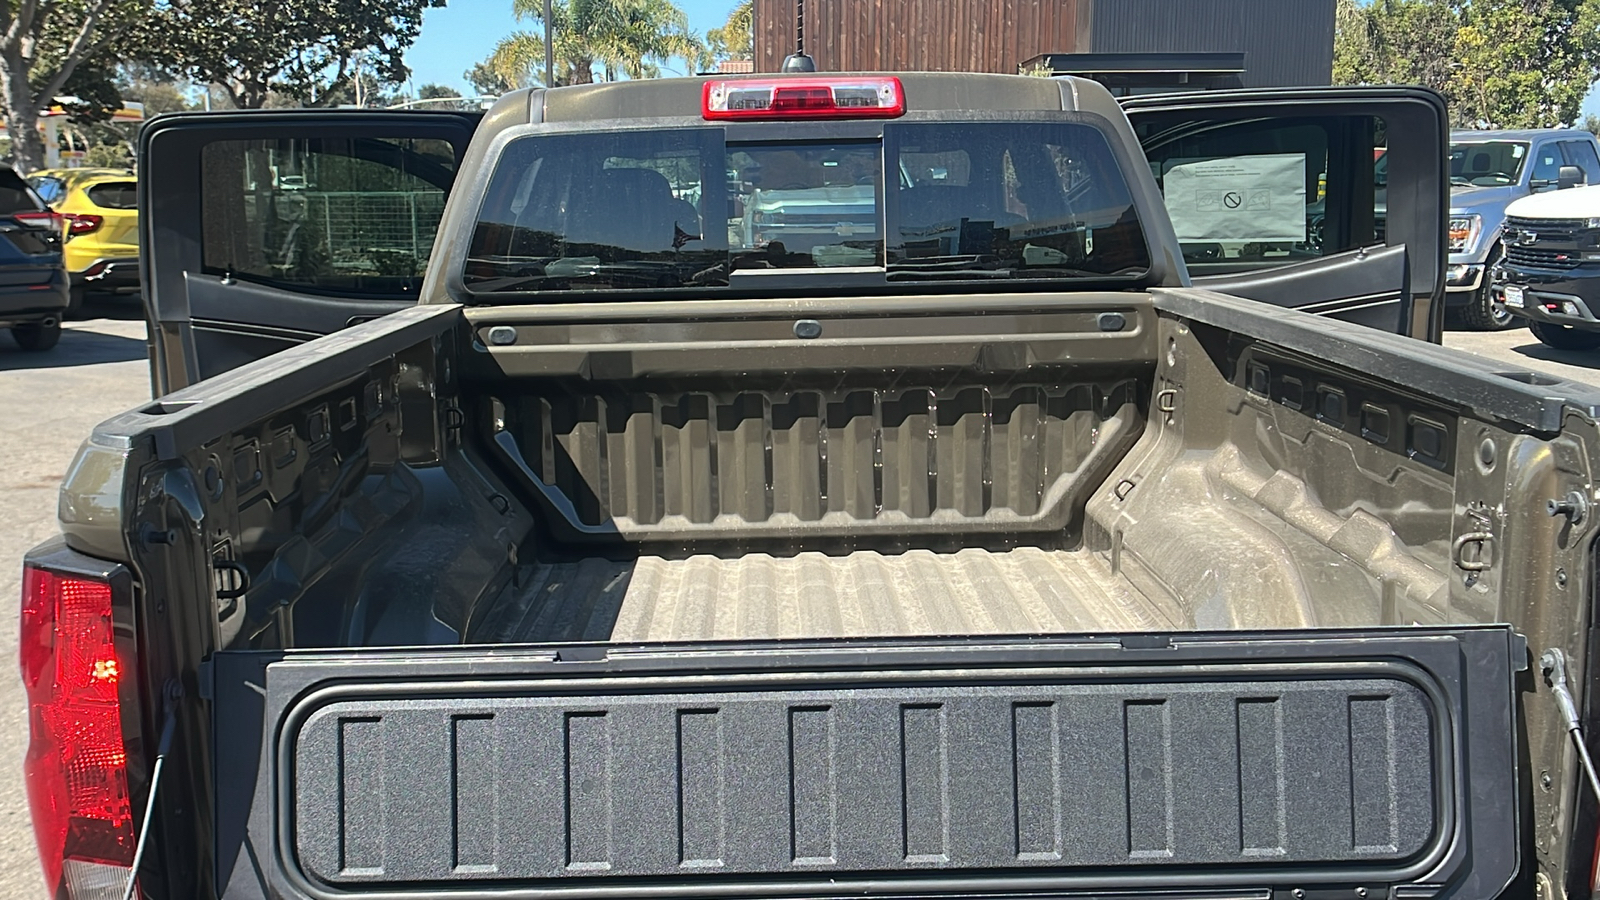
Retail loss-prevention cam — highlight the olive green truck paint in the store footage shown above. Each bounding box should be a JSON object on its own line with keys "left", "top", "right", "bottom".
{"left": 21, "top": 74, "right": 1598, "bottom": 900}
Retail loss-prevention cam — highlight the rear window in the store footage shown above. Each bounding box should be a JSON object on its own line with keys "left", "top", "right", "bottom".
{"left": 464, "top": 120, "right": 1149, "bottom": 296}
{"left": 0, "top": 169, "right": 43, "bottom": 215}
{"left": 85, "top": 182, "right": 136, "bottom": 209}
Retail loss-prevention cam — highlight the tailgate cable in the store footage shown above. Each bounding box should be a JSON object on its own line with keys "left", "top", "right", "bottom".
{"left": 1542, "top": 649, "right": 1600, "bottom": 801}
{"left": 122, "top": 679, "right": 183, "bottom": 900}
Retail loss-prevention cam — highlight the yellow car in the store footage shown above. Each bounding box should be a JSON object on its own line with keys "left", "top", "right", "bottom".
{"left": 26, "top": 168, "right": 138, "bottom": 311}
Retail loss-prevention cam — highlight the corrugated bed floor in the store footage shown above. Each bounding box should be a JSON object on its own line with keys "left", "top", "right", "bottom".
{"left": 470, "top": 548, "right": 1179, "bottom": 643}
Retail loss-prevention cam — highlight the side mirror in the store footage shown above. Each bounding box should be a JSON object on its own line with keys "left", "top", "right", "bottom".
{"left": 1560, "top": 164, "right": 1586, "bottom": 190}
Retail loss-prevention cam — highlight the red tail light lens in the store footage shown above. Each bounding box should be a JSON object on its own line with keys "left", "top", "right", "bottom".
{"left": 12, "top": 210, "right": 66, "bottom": 234}
{"left": 20, "top": 566, "right": 137, "bottom": 899}
{"left": 703, "top": 76, "right": 906, "bottom": 120}
{"left": 67, "top": 214, "right": 103, "bottom": 236}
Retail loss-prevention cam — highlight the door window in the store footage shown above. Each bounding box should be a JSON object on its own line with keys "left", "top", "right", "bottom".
{"left": 1562, "top": 140, "right": 1600, "bottom": 186}
{"left": 1530, "top": 143, "right": 1564, "bottom": 187}
{"left": 28, "top": 176, "right": 64, "bottom": 206}
{"left": 199, "top": 137, "right": 457, "bottom": 296}
{"left": 1134, "top": 114, "right": 1383, "bottom": 275}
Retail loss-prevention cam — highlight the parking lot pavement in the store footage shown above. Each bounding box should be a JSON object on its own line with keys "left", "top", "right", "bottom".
{"left": 1445, "top": 325, "right": 1600, "bottom": 388}
{"left": 0, "top": 312, "right": 1594, "bottom": 894}
{"left": 0, "top": 313, "right": 150, "bottom": 897}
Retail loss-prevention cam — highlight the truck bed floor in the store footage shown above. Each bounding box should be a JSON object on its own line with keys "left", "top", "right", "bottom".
{"left": 470, "top": 547, "right": 1179, "bottom": 643}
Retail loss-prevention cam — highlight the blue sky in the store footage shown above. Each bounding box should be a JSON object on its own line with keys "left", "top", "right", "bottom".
{"left": 403, "top": 0, "right": 1600, "bottom": 120}
{"left": 400, "top": 0, "right": 739, "bottom": 93}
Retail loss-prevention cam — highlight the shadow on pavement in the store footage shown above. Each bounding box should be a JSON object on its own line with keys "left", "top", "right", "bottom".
{"left": 0, "top": 322, "right": 148, "bottom": 370}
{"left": 1507, "top": 342, "right": 1600, "bottom": 371}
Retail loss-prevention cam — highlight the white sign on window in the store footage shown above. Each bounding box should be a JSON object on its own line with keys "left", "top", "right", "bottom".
{"left": 1162, "top": 153, "right": 1308, "bottom": 243}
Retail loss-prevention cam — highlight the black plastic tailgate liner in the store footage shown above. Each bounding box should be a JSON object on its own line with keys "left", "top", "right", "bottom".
{"left": 212, "top": 628, "right": 1524, "bottom": 900}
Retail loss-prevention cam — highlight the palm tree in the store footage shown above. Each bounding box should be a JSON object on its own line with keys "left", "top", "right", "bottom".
{"left": 707, "top": 1, "right": 753, "bottom": 62}
{"left": 485, "top": 0, "right": 707, "bottom": 88}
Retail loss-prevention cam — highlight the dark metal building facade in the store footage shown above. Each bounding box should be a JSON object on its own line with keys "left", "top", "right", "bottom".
{"left": 751, "top": 0, "right": 1334, "bottom": 89}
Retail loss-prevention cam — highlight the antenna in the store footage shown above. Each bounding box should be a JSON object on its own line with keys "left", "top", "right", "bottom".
{"left": 781, "top": 0, "right": 817, "bottom": 72}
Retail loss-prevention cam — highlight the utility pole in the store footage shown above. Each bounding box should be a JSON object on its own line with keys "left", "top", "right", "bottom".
{"left": 544, "top": 0, "right": 554, "bottom": 88}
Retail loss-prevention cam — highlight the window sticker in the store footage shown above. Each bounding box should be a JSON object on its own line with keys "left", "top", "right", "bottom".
{"left": 1162, "top": 153, "right": 1308, "bottom": 243}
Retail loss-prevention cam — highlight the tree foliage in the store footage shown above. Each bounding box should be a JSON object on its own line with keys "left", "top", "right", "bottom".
{"left": 1453, "top": 0, "right": 1600, "bottom": 128}
{"left": 141, "top": 0, "right": 442, "bottom": 109}
{"left": 480, "top": 0, "right": 706, "bottom": 89}
{"left": 707, "top": 1, "right": 752, "bottom": 62}
{"left": 1334, "top": 0, "right": 1600, "bottom": 128}
{"left": 0, "top": 0, "right": 152, "bottom": 172}
{"left": 465, "top": 60, "right": 517, "bottom": 96}
{"left": 116, "top": 63, "right": 195, "bottom": 116}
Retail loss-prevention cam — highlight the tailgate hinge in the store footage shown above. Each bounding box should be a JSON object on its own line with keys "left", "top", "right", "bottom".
{"left": 1541, "top": 648, "right": 1600, "bottom": 800}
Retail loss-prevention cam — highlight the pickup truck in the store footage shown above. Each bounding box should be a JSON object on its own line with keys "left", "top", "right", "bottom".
{"left": 1446, "top": 128, "right": 1600, "bottom": 330}
{"left": 1489, "top": 183, "right": 1600, "bottom": 350}
{"left": 22, "top": 72, "right": 1598, "bottom": 900}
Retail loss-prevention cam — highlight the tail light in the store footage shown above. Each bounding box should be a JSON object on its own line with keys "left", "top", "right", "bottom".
{"left": 67, "top": 214, "right": 103, "bottom": 237}
{"left": 20, "top": 565, "right": 139, "bottom": 900}
{"left": 703, "top": 76, "right": 905, "bottom": 120}
{"left": 13, "top": 210, "right": 66, "bottom": 234}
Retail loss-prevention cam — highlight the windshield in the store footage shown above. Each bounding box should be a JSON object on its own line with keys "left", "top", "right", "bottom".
{"left": 463, "top": 121, "right": 1150, "bottom": 296}
{"left": 1449, "top": 141, "right": 1529, "bottom": 187}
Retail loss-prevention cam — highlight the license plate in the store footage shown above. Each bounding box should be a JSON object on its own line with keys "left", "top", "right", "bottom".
{"left": 1504, "top": 285, "right": 1525, "bottom": 309}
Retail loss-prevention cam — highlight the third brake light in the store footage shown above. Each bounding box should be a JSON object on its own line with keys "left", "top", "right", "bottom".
{"left": 703, "top": 76, "right": 906, "bottom": 120}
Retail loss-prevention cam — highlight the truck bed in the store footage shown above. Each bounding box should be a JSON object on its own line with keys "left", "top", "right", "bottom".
{"left": 93, "top": 296, "right": 1543, "bottom": 900}
{"left": 469, "top": 547, "right": 1176, "bottom": 643}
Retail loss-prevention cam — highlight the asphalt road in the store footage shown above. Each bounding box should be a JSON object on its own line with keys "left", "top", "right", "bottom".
{"left": 0, "top": 311, "right": 150, "bottom": 897}
{"left": 1443, "top": 325, "right": 1600, "bottom": 385}
{"left": 0, "top": 314, "right": 1596, "bottom": 896}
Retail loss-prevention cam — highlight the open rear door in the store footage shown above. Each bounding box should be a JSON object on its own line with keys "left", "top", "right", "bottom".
{"left": 213, "top": 629, "right": 1523, "bottom": 900}
{"left": 138, "top": 109, "right": 481, "bottom": 395}
{"left": 1122, "top": 87, "right": 1448, "bottom": 340}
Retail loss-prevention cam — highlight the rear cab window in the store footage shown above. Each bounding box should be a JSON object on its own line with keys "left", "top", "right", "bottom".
{"left": 464, "top": 118, "right": 1151, "bottom": 298}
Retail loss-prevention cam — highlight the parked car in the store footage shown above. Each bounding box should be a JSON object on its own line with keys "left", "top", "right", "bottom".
{"left": 0, "top": 163, "right": 70, "bottom": 349}
{"left": 1490, "top": 181, "right": 1600, "bottom": 349}
{"left": 27, "top": 167, "right": 140, "bottom": 312}
{"left": 1447, "top": 128, "right": 1600, "bottom": 329}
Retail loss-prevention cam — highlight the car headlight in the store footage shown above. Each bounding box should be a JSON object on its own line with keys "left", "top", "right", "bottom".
{"left": 1449, "top": 215, "right": 1482, "bottom": 253}
{"left": 1588, "top": 218, "right": 1600, "bottom": 230}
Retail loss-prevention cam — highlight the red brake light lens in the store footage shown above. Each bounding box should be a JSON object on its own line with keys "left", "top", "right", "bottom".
{"left": 67, "top": 214, "right": 103, "bottom": 236}
{"left": 13, "top": 210, "right": 65, "bottom": 233}
{"left": 703, "top": 76, "right": 906, "bottom": 120}
{"left": 20, "top": 566, "right": 137, "bottom": 899}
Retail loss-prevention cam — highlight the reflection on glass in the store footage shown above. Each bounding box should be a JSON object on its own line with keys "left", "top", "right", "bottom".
{"left": 464, "top": 121, "right": 1151, "bottom": 297}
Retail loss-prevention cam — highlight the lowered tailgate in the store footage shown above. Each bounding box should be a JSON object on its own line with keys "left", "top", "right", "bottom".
{"left": 213, "top": 628, "right": 1524, "bottom": 900}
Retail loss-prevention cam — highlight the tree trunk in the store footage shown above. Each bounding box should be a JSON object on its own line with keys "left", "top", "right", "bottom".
{"left": 0, "top": 49, "right": 45, "bottom": 173}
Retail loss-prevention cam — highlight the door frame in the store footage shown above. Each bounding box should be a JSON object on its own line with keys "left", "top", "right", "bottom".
{"left": 138, "top": 109, "right": 482, "bottom": 395}
{"left": 1122, "top": 86, "right": 1449, "bottom": 341}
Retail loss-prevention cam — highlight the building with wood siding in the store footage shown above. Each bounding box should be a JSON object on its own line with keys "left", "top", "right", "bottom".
{"left": 750, "top": 0, "right": 1335, "bottom": 90}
